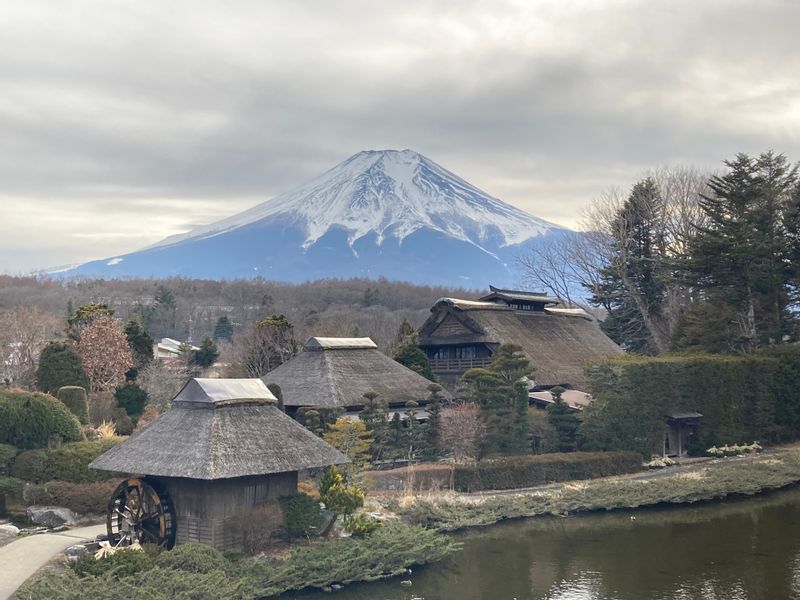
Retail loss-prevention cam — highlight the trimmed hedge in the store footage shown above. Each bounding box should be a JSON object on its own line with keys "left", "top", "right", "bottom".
{"left": 452, "top": 452, "right": 643, "bottom": 492}
{"left": 0, "top": 443, "right": 16, "bottom": 476}
{"left": 57, "top": 386, "right": 89, "bottom": 425}
{"left": 12, "top": 438, "right": 122, "bottom": 483}
{"left": 582, "top": 349, "right": 800, "bottom": 457}
{"left": 0, "top": 390, "right": 84, "bottom": 449}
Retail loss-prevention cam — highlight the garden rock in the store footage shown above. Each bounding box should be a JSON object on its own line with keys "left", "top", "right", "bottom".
{"left": 26, "top": 505, "right": 78, "bottom": 528}
{"left": 0, "top": 523, "right": 20, "bottom": 535}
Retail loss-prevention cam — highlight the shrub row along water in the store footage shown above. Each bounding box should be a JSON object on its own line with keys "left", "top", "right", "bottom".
{"left": 18, "top": 523, "right": 461, "bottom": 600}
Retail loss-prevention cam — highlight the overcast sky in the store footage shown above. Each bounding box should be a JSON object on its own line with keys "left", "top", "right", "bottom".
{"left": 2, "top": 0, "right": 799, "bottom": 273}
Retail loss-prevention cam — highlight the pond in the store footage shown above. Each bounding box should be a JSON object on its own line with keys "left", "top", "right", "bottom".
{"left": 291, "top": 487, "right": 800, "bottom": 600}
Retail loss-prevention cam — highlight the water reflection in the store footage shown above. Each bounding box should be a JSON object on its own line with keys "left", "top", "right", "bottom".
{"left": 291, "top": 487, "right": 800, "bottom": 600}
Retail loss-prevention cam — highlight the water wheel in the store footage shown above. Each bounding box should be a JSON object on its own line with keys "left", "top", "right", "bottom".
{"left": 107, "top": 478, "right": 176, "bottom": 548}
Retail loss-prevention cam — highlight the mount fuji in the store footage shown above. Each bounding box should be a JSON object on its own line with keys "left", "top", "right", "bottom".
{"left": 65, "top": 149, "right": 578, "bottom": 287}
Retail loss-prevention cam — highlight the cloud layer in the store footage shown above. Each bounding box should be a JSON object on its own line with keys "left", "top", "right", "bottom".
{"left": 2, "top": 0, "right": 799, "bottom": 272}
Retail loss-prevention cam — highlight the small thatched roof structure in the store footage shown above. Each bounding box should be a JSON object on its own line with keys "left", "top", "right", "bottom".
{"left": 90, "top": 378, "right": 347, "bottom": 479}
{"left": 419, "top": 294, "right": 623, "bottom": 389}
{"left": 263, "top": 337, "right": 446, "bottom": 409}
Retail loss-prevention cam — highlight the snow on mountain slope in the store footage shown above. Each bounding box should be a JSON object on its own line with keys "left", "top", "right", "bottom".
{"left": 64, "top": 149, "right": 579, "bottom": 287}
{"left": 149, "top": 149, "right": 565, "bottom": 253}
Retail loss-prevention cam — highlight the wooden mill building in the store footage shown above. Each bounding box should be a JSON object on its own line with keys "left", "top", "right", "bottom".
{"left": 263, "top": 337, "right": 449, "bottom": 417}
{"left": 418, "top": 286, "right": 623, "bottom": 390}
{"left": 90, "top": 378, "right": 346, "bottom": 550}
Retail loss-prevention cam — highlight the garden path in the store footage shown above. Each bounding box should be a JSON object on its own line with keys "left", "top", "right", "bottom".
{"left": 0, "top": 523, "right": 105, "bottom": 600}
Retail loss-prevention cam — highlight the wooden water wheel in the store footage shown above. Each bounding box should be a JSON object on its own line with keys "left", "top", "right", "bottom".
{"left": 106, "top": 478, "right": 176, "bottom": 548}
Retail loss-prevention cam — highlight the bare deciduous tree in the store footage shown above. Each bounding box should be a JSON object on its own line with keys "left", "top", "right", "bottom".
{"left": 438, "top": 402, "right": 486, "bottom": 463}
{"left": 518, "top": 166, "right": 712, "bottom": 352}
{"left": 137, "top": 359, "right": 189, "bottom": 410}
{"left": 0, "top": 306, "right": 62, "bottom": 383}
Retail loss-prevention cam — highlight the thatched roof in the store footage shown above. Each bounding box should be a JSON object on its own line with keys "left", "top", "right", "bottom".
{"left": 419, "top": 296, "right": 623, "bottom": 389}
{"left": 90, "top": 378, "right": 347, "bottom": 479}
{"left": 479, "top": 286, "right": 559, "bottom": 305}
{"left": 263, "top": 336, "right": 446, "bottom": 409}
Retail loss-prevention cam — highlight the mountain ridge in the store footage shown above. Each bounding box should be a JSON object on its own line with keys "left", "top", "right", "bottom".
{"left": 64, "top": 149, "right": 576, "bottom": 287}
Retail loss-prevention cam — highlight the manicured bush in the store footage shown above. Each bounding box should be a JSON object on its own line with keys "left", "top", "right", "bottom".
{"left": 57, "top": 386, "right": 89, "bottom": 425}
{"left": 279, "top": 493, "right": 323, "bottom": 538}
{"left": 111, "top": 408, "right": 134, "bottom": 435}
{"left": 345, "top": 513, "right": 382, "bottom": 537}
{"left": 452, "top": 451, "right": 643, "bottom": 492}
{"left": 12, "top": 438, "right": 122, "bottom": 483}
{"left": 0, "top": 443, "right": 17, "bottom": 475}
{"left": 0, "top": 389, "right": 84, "bottom": 449}
{"left": 36, "top": 342, "right": 90, "bottom": 395}
{"left": 87, "top": 391, "right": 116, "bottom": 426}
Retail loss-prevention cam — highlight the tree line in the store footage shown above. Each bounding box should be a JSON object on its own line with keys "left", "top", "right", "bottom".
{"left": 521, "top": 151, "right": 800, "bottom": 355}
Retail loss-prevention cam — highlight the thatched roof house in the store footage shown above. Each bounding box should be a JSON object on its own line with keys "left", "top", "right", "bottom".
{"left": 418, "top": 287, "right": 623, "bottom": 390}
{"left": 90, "top": 378, "right": 346, "bottom": 549}
{"left": 263, "top": 337, "right": 446, "bottom": 411}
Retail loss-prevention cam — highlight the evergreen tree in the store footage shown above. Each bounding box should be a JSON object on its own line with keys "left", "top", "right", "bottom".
{"left": 266, "top": 383, "right": 285, "bottom": 412}
{"left": 677, "top": 152, "right": 799, "bottom": 352}
{"left": 359, "top": 392, "right": 389, "bottom": 461}
{"left": 114, "top": 383, "right": 149, "bottom": 424}
{"left": 546, "top": 387, "right": 580, "bottom": 452}
{"left": 36, "top": 342, "right": 89, "bottom": 394}
{"left": 591, "top": 178, "right": 670, "bottom": 354}
{"left": 67, "top": 303, "right": 113, "bottom": 341}
{"left": 213, "top": 315, "right": 234, "bottom": 342}
{"left": 191, "top": 337, "right": 219, "bottom": 369}
{"left": 423, "top": 383, "right": 444, "bottom": 459}
{"left": 394, "top": 344, "right": 435, "bottom": 381}
{"left": 462, "top": 344, "right": 534, "bottom": 455}
{"left": 124, "top": 319, "right": 154, "bottom": 371}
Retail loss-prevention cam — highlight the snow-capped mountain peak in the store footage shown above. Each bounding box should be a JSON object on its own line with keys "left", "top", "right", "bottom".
{"left": 151, "top": 149, "right": 564, "bottom": 252}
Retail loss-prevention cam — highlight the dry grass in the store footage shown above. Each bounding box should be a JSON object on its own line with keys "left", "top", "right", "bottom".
{"left": 394, "top": 446, "right": 800, "bottom": 531}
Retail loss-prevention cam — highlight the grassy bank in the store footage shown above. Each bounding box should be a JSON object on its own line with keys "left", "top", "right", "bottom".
{"left": 395, "top": 446, "right": 800, "bottom": 531}
{"left": 17, "top": 523, "right": 460, "bottom": 600}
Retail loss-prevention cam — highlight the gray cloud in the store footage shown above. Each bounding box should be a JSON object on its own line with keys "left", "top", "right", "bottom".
{"left": 1, "top": 0, "right": 799, "bottom": 272}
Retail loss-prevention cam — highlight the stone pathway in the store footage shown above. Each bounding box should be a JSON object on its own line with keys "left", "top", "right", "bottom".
{"left": 0, "top": 524, "right": 105, "bottom": 600}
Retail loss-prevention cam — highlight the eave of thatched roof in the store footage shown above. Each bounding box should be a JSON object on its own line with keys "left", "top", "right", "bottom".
{"left": 263, "top": 337, "right": 447, "bottom": 409}
{"left": 419, "top": 300, "right": 623, "bottom": 389}
{"left": 90, "top": 379, "right": 347, "bottom": 479}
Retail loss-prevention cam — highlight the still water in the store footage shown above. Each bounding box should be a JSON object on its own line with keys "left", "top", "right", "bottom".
{"left": 293, "top": 487, "right": 800, "bottom": 600}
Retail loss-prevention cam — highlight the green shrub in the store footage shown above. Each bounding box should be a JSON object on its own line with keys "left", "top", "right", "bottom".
{"left": 345, "top": 513, "right": 382, "bottom": 537}
{"left": 0, "top": 443, "right": 17, "bottom": 475}
{"left": 452, "top": 451, "right": 643, "bottom": 492}
{"left": 155, "top": 543, "right": 228, "bottom": 573}
{"left": 114, "top": 384, "right": 148, "bottom": 423}
{"left": 0, "top": 476, "right": 24, "bottom": 514}
{"left": 71, "top": 547, "right": 158, "bottom": 578}
{"left": 279, "top": 493, "right": 323, "bottom": 538}
{"left": 57, "top": 386, "right": 89, "bottom": 425}
{"left": 111, "top": 408, "right": 134, "bottom": 435}
{"left": 12, "top": 450, "right": 48, "bottom": 483}
{"left": 0, "top": 390, "right": 84, "bottom": 449}
{"left": 12, "top": 438, "right": 122, "bottom": 483}
{"left": 36, "top": 342, "right": 89, "bottom": 394}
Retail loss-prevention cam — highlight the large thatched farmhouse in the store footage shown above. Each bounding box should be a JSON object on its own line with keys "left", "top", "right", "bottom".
{"left": 90, "top": 378, "right": 346, "bottom": 550}
{"left": 418, "top": 286, "right": 623, "bottom": 390}
{"left": 263, "top": 337, "right": 448, "bottom": 415}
